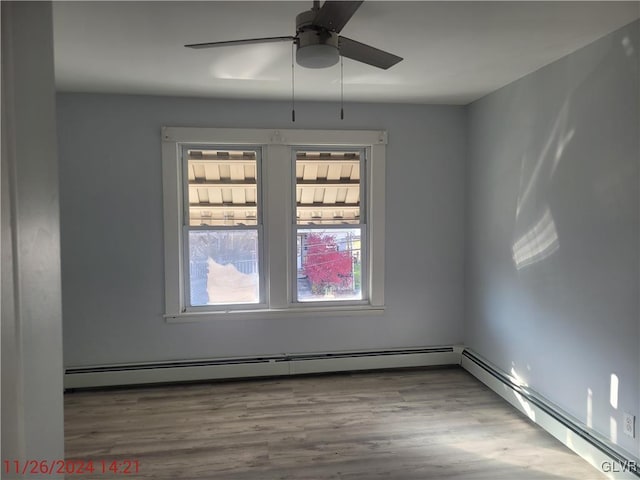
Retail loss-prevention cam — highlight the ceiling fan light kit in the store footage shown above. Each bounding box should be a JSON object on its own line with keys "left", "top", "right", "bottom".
{"left": 296, "top": 30, "right": 339, "bottom": 69}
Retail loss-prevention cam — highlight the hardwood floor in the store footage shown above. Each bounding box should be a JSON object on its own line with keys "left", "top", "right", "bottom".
{"left": 64, "top": 367, "right": 605, "bottom": 479}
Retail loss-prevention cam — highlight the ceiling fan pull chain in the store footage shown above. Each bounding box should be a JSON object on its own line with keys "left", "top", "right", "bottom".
{"left": 340, "top": 55, "right": 344, "bottom": 120}
{"left": 292, "top": 42, "right": 296, "bottom": 122}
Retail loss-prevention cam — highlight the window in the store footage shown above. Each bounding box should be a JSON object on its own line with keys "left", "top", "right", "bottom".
{"left": 162, "top": 128, "right": 386, "bottom": 320}
{"left": 294, "top": 150, "right": 364, "bottom": 302}
{"left": 184, "top": 147, "right": 262, "bottom": 307}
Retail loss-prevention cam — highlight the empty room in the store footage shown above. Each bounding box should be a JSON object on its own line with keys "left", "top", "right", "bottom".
{"left": 2, "top": 1, "right": 639, "bottom": 479}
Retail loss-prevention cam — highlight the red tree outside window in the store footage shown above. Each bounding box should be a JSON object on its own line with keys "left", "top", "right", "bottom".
{"left": 303, "top": 233, "right": 353, "bottom": 295}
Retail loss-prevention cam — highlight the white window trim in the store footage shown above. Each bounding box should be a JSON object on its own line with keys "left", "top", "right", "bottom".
{"left": 162, "top": 127, "right": 386, "bottom": 321}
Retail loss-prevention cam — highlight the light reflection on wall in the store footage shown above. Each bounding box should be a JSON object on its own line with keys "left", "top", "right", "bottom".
{"left": 587, "top": 388, "right": 593, "bottom": 428}
{"left": 510, "top": 365, "right": 535, "bottom": 420}
{"left": 621, "top": 35, "right": 635, "bottom": 57}
{"left": 512, "top": 208, "right": 560, "bottom": 269}
{"left": 515, "top": 101, "right": 572, "bottom": 219}
{"left": 609, "top": 373, "right": 619, "bottom": 409}
{"left": 510, "top": 365, "right": 528, "bottom": 387}
{"left": 512, "top": 96, "right": 575, "bottom": 270}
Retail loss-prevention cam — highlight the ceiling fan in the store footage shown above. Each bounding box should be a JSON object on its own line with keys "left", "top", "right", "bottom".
{"left": 185, "top": 0, "right": 403, "bottom": 70}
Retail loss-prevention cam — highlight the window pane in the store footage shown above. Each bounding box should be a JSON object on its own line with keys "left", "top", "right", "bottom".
{"left": 296, "top": 151, "right": 361, "bottom": 225}
{"left": 296, "top": 228, "right": 362, "bottom": 302}
{"left": 187, "top": 149, "right": 258, "bottom": 226}
{"left": 188, "top": 230, "right": 259, "bottom": 306}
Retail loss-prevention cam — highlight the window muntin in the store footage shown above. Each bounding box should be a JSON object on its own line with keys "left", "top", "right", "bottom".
{"left": 294, "top": 149, "right": 365, "bottom": 303}
{"left": 184, "top": 147, "right": 262, "bottom": 307}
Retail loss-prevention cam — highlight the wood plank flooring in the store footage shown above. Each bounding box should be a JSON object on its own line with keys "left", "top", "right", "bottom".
{"left": 64, "top": 367, "right": 605, "bottom": 479}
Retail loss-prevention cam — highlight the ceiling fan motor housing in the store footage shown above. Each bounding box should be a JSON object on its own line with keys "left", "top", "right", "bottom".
{"left": 295, "top": 10, "right": 340, "bottom": 68}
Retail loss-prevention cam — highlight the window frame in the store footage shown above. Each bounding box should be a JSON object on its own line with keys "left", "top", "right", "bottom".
{"left": 291, "top": 146, "right": 368, "bottom": 306}
{"left": 162, "top": 127, "right": 386, "bottom": 321}
{"left": 181, "top": 144, "right": 265, "bottom": 311}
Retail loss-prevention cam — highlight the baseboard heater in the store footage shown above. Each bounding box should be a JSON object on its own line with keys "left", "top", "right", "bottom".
{"left": 64, "top": 346, "right": 461, "bottom": 390}
{"left": 461, "top": 349, "right": 640, "bottom": 480}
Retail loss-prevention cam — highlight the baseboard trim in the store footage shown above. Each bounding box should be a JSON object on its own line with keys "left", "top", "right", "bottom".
{"left": 461, "top": 349, "right": 639, "bottom": 480}
{"left": 64, "top": 346, "right": 462, "bottom": 389}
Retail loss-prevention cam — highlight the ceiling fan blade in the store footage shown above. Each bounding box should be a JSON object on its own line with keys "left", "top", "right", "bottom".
{"left": 338, "top": 36, "right": 403, "bottom": 70}
{"left": 313, "top": 1, "right": 363, "bottom": 33}
{"left": 185, "top": 36, "right": 296, "bottom": 49}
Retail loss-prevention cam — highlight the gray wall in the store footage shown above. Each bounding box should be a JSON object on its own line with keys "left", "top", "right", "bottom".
{"left": 1, "top": 1, "right": 65, "bottom": 472}
{"left": 56, "top": 95, "right": 466, "bottom": 367}
{"left": 466, "top": 20, "right": 639, "bottom": 456}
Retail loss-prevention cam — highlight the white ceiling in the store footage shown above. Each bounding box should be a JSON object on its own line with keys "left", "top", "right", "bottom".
{"left": 52, "top": 1, "right": 639, "bottom": 105}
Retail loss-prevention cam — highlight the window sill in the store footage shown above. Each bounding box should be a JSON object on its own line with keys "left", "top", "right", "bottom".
{"left": 164, "top": 305, "right": 386, "bottom": 323}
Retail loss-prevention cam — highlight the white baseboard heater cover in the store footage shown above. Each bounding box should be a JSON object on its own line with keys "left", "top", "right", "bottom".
{"left": 461, "top": 349, "right": 640, "bottom": 480}
{"left": 64, "top": 346, "right": 462, "bottom": 389}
